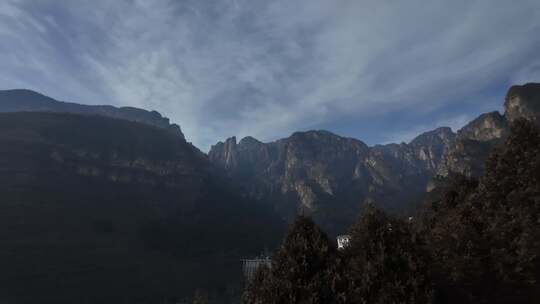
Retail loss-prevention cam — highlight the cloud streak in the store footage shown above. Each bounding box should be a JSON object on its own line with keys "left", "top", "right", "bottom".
{"left": 1, "top": 0, "right": 539, "bottom": 150}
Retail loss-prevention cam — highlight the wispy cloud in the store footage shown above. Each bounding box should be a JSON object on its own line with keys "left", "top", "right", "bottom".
{"left": 1, "top": 0, "right": 539, "bottom": 150}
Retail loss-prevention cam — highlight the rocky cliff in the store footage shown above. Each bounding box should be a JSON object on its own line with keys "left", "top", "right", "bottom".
{"left": 437, "top": 83, "right": 540, "bottom": 177}
{"left": 210, "top": 127, "right": 456, "bottom": 233}
{"left": 436, "top": 111, "right": 508, "bottom": 177}
{"left": 210, "top": 83, "right": 540, "bottom": 233}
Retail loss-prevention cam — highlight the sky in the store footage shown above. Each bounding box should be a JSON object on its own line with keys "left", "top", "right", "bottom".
{"left": 1, "top": 0, "right": 540, "bottom": 151}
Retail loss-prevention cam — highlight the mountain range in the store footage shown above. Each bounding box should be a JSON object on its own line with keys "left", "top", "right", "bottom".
{"left": 0, "top": 83, "right": 538, "bottom": 302}
{"left": 209, "top": 83, "right": 540, "bottom": 233}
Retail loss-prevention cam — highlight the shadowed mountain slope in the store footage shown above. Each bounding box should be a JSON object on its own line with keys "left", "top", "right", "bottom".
{"left": 0, "top": 89, "right": 185, "bottom": 139}
{"left": 0, "top": 112, "right": 283, "bottom": 303}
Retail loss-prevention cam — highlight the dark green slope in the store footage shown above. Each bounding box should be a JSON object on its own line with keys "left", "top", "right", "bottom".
{"left": 0, "top": 112, "right": 283, "bottom": 303}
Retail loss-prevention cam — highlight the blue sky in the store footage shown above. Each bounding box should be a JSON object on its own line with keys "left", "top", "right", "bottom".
{"left": 1, "top": 0, "right": 540, "bottom": 151}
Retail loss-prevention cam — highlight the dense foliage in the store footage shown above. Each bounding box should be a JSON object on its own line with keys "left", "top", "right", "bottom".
{"left": 243, "top": 216, "right": 336, "bottom": 304}
{"left": 243, "top": 118, "right": 540, "bottom": 304}
{"left": 422, "top": 118, "right": 540, "bottom": 303}
{"left": 339, "top": 206, "right": 433, "bottom": 304}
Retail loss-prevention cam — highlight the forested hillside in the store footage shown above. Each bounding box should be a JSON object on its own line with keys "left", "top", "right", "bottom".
{"left": 210, "top": 83, "right": 540, "bottom": 234}
{"left": 243, "top": 118, "right": 540, "bottom": 304}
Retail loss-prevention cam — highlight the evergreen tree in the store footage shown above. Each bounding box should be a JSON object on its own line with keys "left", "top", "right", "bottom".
{"left": 242, "top": 216, "right": 335, "bottom": 304}
{"left": 475, "top": 118, "right": 540, "bottom": 301}
{"left": 422, "top": 118, "right": 540, "bottom": 303}
{"left": 244, "top": 119, "right": 540, "bottom": 304}
{"left": 342, "top": 205, "right": 434, "bottom": 304}
{"left": 419, "top": 174, "right": 487, "bottom": 303}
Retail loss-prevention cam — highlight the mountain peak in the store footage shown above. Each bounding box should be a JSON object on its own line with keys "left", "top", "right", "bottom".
{"left": 457, "top": 111, "right": 507, "bottom": 141}
{"left": 410, "top": 126, "right": 455, "bottom": 146}
{"left": 0, "top": 88, "right": 57, "bottom": 105}
{"left": 1, "top": 88, "right": 47, "bottom": 95}
{"left": 239, "top": 136, "right": 262, "bottom": 146}
{"left": 208, "top": 136, "right": 238, "bottom": 169}
{"left": 290, "top": 129, "right": 338, "bottom": 138}
{"left": 504, "top": 82, "right": 540, "bottom": 125}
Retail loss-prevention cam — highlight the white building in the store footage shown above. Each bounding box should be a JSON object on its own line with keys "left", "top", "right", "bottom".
{"left": 337, "top": 234, "right": 350, "bottom": 250}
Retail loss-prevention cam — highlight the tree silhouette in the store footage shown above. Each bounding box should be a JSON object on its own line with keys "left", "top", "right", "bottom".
{"left": 341, "top": 205, "right": 433, "bottom": 304}
{"left": 242, "top": 216, "right": 335, "bottom": 304}
{"left": 422, "top": 118, "right": 540, "bottom": 303}
{"left": 476, "top": 118, "right": 540, "bottom": 301}
{"left": 244, "top": 119, "right": 540, "bottom": 304}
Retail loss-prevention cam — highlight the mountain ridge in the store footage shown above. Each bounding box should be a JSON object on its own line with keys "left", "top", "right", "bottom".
{"left": 209, "top": 83, "right": 540, "bottom": 233}
{"left": 0, "top": 89, "right": 185, "bottom": 140}
{"left": 1, "top": 83, "right": 539, "bottom": 233}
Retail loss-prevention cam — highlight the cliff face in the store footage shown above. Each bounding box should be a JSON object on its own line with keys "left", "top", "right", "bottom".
{"left": 436, "top": 112, "right": 508, "bottom": 177}
{"left": 210, "top": 83, "right": 540, "bottom": 232}
{"left": 0, "top": 89, "right": 185, "bottom": 139}
{"left": 438, "top": 83, "right": 540, "bottom": 177}
{"left": 0, "top": 112, "right": 204, "bottom": 189}
{"left": 210, "top": 128, "right": 456, "bottom": 233}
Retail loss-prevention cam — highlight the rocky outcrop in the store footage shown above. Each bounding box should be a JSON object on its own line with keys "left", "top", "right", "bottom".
{"left": 437, "top": 83, "right": 540, "bottom": 178}
{"left": 210, "top": 83, "right": 540, "bottom": 232}
{"left": 210, "top": 128, "right": 455, "bottom": 233}
{"left": 409, "top": 126, "right": 456, "bottom": 170}
{"left": 457, "top": 112, "right": 508, "bottom": 141}
{"left": 504, "top": 83, "right": 540, "bottom": 125}
{"left": 437, "top": 112, "right": 508, "bottom": 177}
{"left": 208, "top": 136, "right": 240, "bottom": 169}
{"left": 0, "top": 89, "right": 185, "bottom": 139}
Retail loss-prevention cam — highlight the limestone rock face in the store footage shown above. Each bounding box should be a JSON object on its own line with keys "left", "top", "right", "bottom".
{"left": 209, "top": 136, "right": 239, "bottom": 169}
{"left": 436, "top": 84, "right": 540, "bottom": 177}
{"left": 457, "top": 112, "right": 508, "bottom": 141}
{"left": 409, "top": 127, "right": 456, "bottom": 170}
{"left": 437, "top": 112, "right": 508, "bottom": 177}
{"left": 209, "top": 129, "right": 451, "bottom": 233}
{"left": 211, "top": 131, "right": 359, "bottom": 231}
{"left": 0, "top": 89, "right": 185, "bottom": 139}
{"left": 210, "top": 83, "right": 540, "bottom": 233}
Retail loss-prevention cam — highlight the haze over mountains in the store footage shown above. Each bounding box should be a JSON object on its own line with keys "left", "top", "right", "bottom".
{"left": 0, "top": 82, "right": 538, "bottom": 302}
